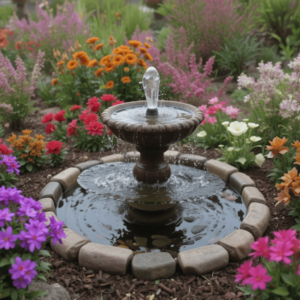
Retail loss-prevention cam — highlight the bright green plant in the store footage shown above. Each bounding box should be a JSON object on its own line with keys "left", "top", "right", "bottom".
{"left": 259, "top": 45, "right": 281, "bottom": 64}
{"left": 157, "top": 27, "right": 171, "bottom": 50}
{"left": 0, "top": 5, "right": 14, "bottom": 27}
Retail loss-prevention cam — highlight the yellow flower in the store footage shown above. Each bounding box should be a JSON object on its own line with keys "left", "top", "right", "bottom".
{"left": 75, "top": 40, "right": 81, "bottom": 50}
{"left": 112, "top": 55, "right": 124, "bottom": 66}
{"left": 139, "top": 47, "right": 148, "bottom": 54}
{"left": 106, "top": 81, "right": 114, "bottom": 89}
{"left": 94, "top": 43, "right": 104, "bottom": 51}
{"left": 124, "top": 54, "right": 137, "bottom": 65}
{"left": 144, "top": 53, "right": 153, "bottom": 61}
{"left": 35, "top": 134, "right": 45, "bottom": 140}
{"left": 105, "top": 62, "right": 116, "bottom": 73}
{"left": 87, "top": 59, "right": 98, "bottom": 68}
{"left": 51, "top": 78, "right": 58, "bottom": 86}
{"left": 22, "top": 129, "right": 32, "bottom": 136}
{"left": 121, "top": 76, "right": 131, "bottom": 84}
{"left": 124, "top": 67, "right": 130, "bottom": 72}
{"left": 99, "top": 55, "right": 111, "bottom": 66}
{"left": 108, "top": 36, "right": 117, "bottom": 47}
{"left": 94, "top": 68, "right": 104, "bottom": 78}
{"left": 144, "top": 42, "right": 151, "bottom": 49}
{"left": 6, "top": 133, "right": 16, "bottom": 143}
{"left": 128, "top": 40, "right": 142, "bottom": 48}
{"left": 67, "top": 60, "right": 78, "bottom": 70}
{"left": 86, "top": 37, "right": 99, "bottom": 44}
{"left": 56, "top": 60, "right": 65, "bottom": 67}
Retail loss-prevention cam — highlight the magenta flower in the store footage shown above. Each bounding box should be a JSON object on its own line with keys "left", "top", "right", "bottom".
{"left": 246, "top": 265, "right": 272, "bottom": 290}
{"left": 208, "top": 97, "right": 218, "bottom": 105}
{"left": 17, "top": 204, "right": 37, "bottom": 218}
{"left": 250, "top": 236, "right": 270, "bottom": 259}
{"left": 0, "top": 186, "right": 22, "bottom": 205}
{"left": 18, "top": 230, "right": 30, "bottom": 250}
{"left": 235, "top": 260, "right": 252, "bottom": 285}
{"left": 49, "top": 216, "right": 66, "bottom": 245}
{"left": 25, "top": 219, "right": 49, "bottom": 235}
{"left": 207, "top": 117, "right": 217, "bottom": 124}
{"left": 9, "top": 257, "right": 37, "bottom": 283}
{"left": 270, "top": 241, "right": 294, "bottom": 264}
{"left": 0, "top": 226, "right": 18, "bottom": 250}
{"left": 25, "top": 229, "right": 47, "bottom": 252}
{"left": 272, "top": 229, "right": 296, "bottom": 244}
{"left": 0, "top": 208, "right": 15, "bottom": 226}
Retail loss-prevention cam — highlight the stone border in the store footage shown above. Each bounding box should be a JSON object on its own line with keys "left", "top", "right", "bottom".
{"left": 39, "top": 154, "right": 270, "bottom": 279}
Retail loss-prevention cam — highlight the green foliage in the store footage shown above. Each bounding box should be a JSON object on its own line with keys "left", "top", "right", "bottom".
{"left": 155, "top": 0, "right": 174, "bottom": 17}
{"left": 0, "top": 124, "right": 4, "bottom": 138}
{"left": 0, "top": 5, "right": 14, "bottom": 26}
{"left": 230, "top": 89, "right": 249, "bottom": 105}
{"left": 37, "top": 77, "right": 56, "bottom": 106}
{"left": 259, "top": 46, "right": 281, "bottom": 64}
{"left": 47, "top": 147, "right": 68, "bottom": 167}
{"left": 213, "top": 35, "right": 261, "bottom": 79}
{"left": 157, "top": 27, "right": 171, "bottom": 50}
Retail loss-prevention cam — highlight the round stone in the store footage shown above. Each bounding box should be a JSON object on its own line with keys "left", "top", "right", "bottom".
{"left": 184, "top": 216, "right": 196, "bottom": 223}
{"left": 191, "top": 225, "right": 206, "bottom": 234}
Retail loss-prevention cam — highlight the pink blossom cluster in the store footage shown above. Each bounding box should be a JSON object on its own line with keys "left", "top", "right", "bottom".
{"left": 279, "top": 95, "right": 300, "bottom": 119}
{"left": 236, "top": 229, "right": 300, "bottom": 291}
{"left": 198, "top": 97, "right": 239, "bottom": 124}
{"left": 0, "top": 103, "right": 13, "bottom": 113}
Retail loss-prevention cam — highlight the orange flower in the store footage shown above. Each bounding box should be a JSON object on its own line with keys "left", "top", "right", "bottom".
{"left": 120, "top": 45, "right": 130, "bottom": 50}
{"left": 86, "top": 37, "right": 99, "bottom": 44}
{"left": 292, "top": 176, "right": 300, "bottom": 196}
{"left": 95, "top": 43, "right": 104, "bottom": 51}
{"left": 124, "top": 54, "right": 137, "bottom": 65}
{"left": 20, "top": 154, "right": 28, "bottom": 159}
{"left": 76, "top": 92, "right": 81, "bottom": 96}
{"left": 35, "top": 134, "right": 45, "bottom": 140}
{"left": 79, "top": 54, "right": 90, "bottom": 66}
{"left": 294, "top": 152, "right": 300, "bottom": 165}
{"left": 106, "top": 81, "right": 114, "bottom": 89}
{"left": 56, "top": 60, "right": 65, "bottom": 67}
{"left": 112, "top": 55, "right": 124, "bottom": 66}
{"left": 75, "top": 40, "right": 81, "bottom": 50}
{"left": 100, "top": 55, "right": 111, "bottom": 66}
{"left": 124, "top": 67, "right": 130, "bottom": 72}
{"left": 128, "top": 40, "right": 142, "bottom": 48}
{"left": 6, "top": 133, "right": 16, "bottom": 143}
{"left": 292, "top": 140, "right": 300, "bottom": 152}
{"left": 275, "top": 186, "right": 291, "bottom": 206}
{"left": 144, "top": 42, "right": 151, "bottom": 49}
{"left": 94, "top": 68, "right": 104, "bottom": 78}
{"left": 121, "top": 76, "right": 131, "bottom": 84}
{"left": 28, "top": 157, "right": 35, "bottom": 163}
{"left": 15, "top": 41, "right": 22, "bottom": 50}
{"left": 87, "top": 59, "right": 98, "bottom": 68}
{"left": 0, "top": 39, "right": 9, "bottom": 49}
{"left": 112, "top": 47, "right": 121, "bottom": 55}
{"left": 115, "top": 12, "right": 121, "bottom": 19}
{"left": 137, "top": 58, "right": 146, "bottom": 67}
{"left": 105, "top": 62, "right": 116, "bottom": 73}
{"left": 73, "top": 51, "right": 86, "bottom": 60}
{"left": 22, "top": 129, "right": 32, "bottom": 136}
{"left": 144, "top": 53, "right": 153, "bottom": 61}
{"left": 108, "top": 36, "right": 117, "bottom": 47}
{"left": 139, "top": 47, "right": 148, "bottom": 54}
{"left": 67, "top": 60, "right": 78, "bottom": 70}
{"left": 276, "top": 167, "right": 298, "bottom": 190}
{"left": 266, "top": 137, "right": 289, "bottom": 157}
{"left": 51, "top": 78, "right": 58, "bottom": 86}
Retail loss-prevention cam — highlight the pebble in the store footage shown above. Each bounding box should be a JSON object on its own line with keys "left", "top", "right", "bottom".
{"left": 191, "top": 225, "right": 206, "bottom": 234}
{"left": 184, "top": 216, "right": 196, "bottom": 223}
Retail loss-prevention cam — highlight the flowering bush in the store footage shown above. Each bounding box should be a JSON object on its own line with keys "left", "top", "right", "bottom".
{"left": 42, "top": 109, "right": 67, "bottom": 142}
{"left": 237, "top": 54, "right": 300, "bottom": 143}
{"left": 0, "top": 186, "right": 66, "bottom": 299}
{"left": 216, "top": 121, "right": 265, "bottom": 170}
{"left": 195, "top": 97, "right": 239, "bottom": 149}
{"left": 0, "top": 154, "right": 20, "bottom": 188}
{"left": 0, "top": 50, "right": 44, "bottom": 129}
{"left": 46, "top": 141, "right": 67, "bottom": 167}
{"left": 236, "top": 230, "right": 300, "bottom": 299}
{"left": 6, "top": 130, "right": 47, "bottom": 173}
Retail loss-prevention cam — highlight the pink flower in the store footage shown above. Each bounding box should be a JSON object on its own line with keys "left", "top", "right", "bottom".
{"left": 198, "top": 105, "right": 207, "bottom": 113}
{"left": 270, "top": 241, "right": 294, "bottom": 264}
{"left": 70, "top": 105, "right": 82, "bottom": 111}
{"left": 42, "top": 113, "right": 53, "bottom": 124}
{"left": 112, "top": 100, "right": 125, "bottom": 106}
{"left": 226, "top": 106, "right": 239, "bottom": 119}
{"left": 246, "top": 265, "right": 272, "bottom": 290}
{"left": 87, "top": 96, "right": 101, "bottom": 112}
{"left": 100, "top": 94, "right": 117, "bottom": 102}
{"left": 214, "top": 103, "right": 223, "bottom": 110}
{"left": 235, "top": 260, "right": 252, "bottom": 285}
{"left": 208, "top": 117, "right": 217, "bottom": 124}
{"left": 79, "top": 108, "right": 90, "bottom": 121}
{"left": 85, "top": 121, "right": 104, "bottom": 136}
{"left": 207, "top": 106, "right": 217, "bottom": 115}
{"left": 83, "top": 113, "right": 98, "bottom": 125}
{"left": 250, "top": 236, "right": 270, "bottom": 259}
{"left": 67, "top": 119, "right": 77, "bottom": 136}
{"left": 272, "top": 229, "right": 297, "bottom": 244}
{"left": 208, "top": 97, "right": 218, "bottom": 104}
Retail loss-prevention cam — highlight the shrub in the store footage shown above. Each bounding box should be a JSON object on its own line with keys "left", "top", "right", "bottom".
{"left": 0, "top": 154, "right": 20, "bottom": 188}
{"left": 0, "top": 50, "right": 45, "bottom": 129}
{"left": 46, "top": 141, "right": 68, "bottom": 167}
{"left": 236, "top": 230, "right": 300, "bottom": 299}
{"left": 0, "top": 186, "right": 66, "bottom": 300}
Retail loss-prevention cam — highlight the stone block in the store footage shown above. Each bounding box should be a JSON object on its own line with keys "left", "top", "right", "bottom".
{"left": 100, "top": 154, "right": 125, "bottom": 163}
{"left": 125, "top": 151, "right": 140, "bottom": 162}
{"left": 39, "top": 197, "right": 56, "bottom": 213}
{"left": 206, "top": 160, "right": 238, "bottom": 182}
{"left": 51, "top": 228, "right": 90, "bottom": 261}
{"left": 51, "top": 167, "right": 80, "bottom": 192}
{"left": 229, "top": 172, "right": 256, "bottom": 194}
{"left": 178, "top": 245, "right": 229, "bottom": 275}
{"left": 242, "top": 187, "right": 266, "bottom": 208}
{"left": 78, "top": 243, "right": 132, "bottom": 275}
{"left": 178, "top": 154, "right": 206, "bottom": 169}
{"left": 44, "top": 211, "right": 67, "bottom": 228}
{"left": 240, "top": 203, "right": 270, "bottom": 240}
{"left": 132, "top": 252, "right": 176, "bottom": 280}
{"left": 75, "top": 160, "right": 100, "bottom": 172}
{"left": 217, "top": 229, "right": 254, "bottom": 261}
{"left": 28, "top": 282, "right": 71, "bottom": 300}
{"left": 164, "top": 150, "right": 180, "bottom": 164}
{"left": 39, "top": 182, "right": 63, "bottom": 205}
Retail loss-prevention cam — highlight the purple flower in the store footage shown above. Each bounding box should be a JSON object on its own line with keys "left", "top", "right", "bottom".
{"left": 12, "top": 276, "right": 28, "bottom": 289}
{"left": 25, "top": 219, "right": 49, "bottom": 235}
{"left": 36, "top": 211, "right": 47, "bottom": 223}
{"left": 0, "top": 208, "right": 15, "bottom": 226}
{"left": 18, "top": 230, "right": 30, "bottom": 250}
{"left": 6, "top": 160, "right": 20, "bottom": 175}
{"left": 17, "top": 204, "right": 37, "bottom": 218}
{"left": 0, "top": 186, "right": 22, "bottom": 205}
{"left": 25, "top": 229, "right": 47, "bottom": 252}
{"left": 0, "top": 226, "right": 18, "bottom": 250}
{"left": 49, "top": 216, "right": 66, "bottom": 245}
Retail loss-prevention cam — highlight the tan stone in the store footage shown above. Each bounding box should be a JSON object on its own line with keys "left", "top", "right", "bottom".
{"left": 229, "top": 172, "right": 255, "bottom": 194}
{"left": 100, "top": 154, "right": 125, "bottom": 163}
{"left": 78, "top": 243, "right": 132, "bottom": 275}
{"left": 178, "top": 154, "right": 206, "bottom": 169}
{"left": 75, "top": 160, "right": 100, "bottom": 172}
{"left": 39, "top": 182, "right": 63, "bottom": 205}
{"left": 217, "top": 229, "right": 254, "bottom": 261}
{"left": 51, "top": 228, "right": 90, "bottom": 261}
{"left": 164, "top": 150, "right": 180, "bottom": 163}
{"left": 50, "top": 168, "right": 80, "bottom": 192}
{"left": 206, "top": 160, "right": 238, "bottom": 182}
{"left": 242, "top": 187, "right": 266, "bottom": 208}
{"left": 125, "top": 151, "right": 140, "bottom": 162}
{"left": 178, "top": 245, "right": 229, "bottom": 275}
{"left": 39, "top": 198, "right": 56, "bottom": 213}
{"left": 44, "top": 211, "right": 66, "bottom": 228}
{"left": 240, "top": 203, "right": 270, "bottom": 240}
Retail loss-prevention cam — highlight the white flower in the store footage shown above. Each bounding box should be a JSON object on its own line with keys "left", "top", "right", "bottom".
{"left": 222, "top": 121, "right": 230, "bottom": 127}
{"left": 255, "top": 153, "right": 265, "bottom": 167}
{"left": 248, "top": 123, "right": 259, "bottom": 129}
{"left": 250, "top": 136, "right": 262, "bottom": 142}
{"left": 227, "top": 147, "right": 234, "bottom": 152}
{"left": 218, "top": 144, "right": 224, "bottom": 148}
{"left": 227, "top": 121, "right": 248, "bottom": 136}
{"left": 243, "top": 119, "right": 249, "bottom": 122}
{"left": 197, "top": 131, "right": 207, "bottom": 138}
{"left": 266, "top": 151, "right": 274, "bottom": 159}
{"left": 244, "top": 95, "right": 251, "bottom": 103}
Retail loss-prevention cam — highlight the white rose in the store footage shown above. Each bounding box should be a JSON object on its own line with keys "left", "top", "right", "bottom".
{"left": 227, "top": 147, "right": 234, "bottom": 152}
{"left": 197, "top": 131, "right": 207, "bottom": 137}
{"left": 222, "top": 121, "right": 230, "bottom": 127}
{"left": 248, "top": 123, "right": 259, "bottom": 129}
{"left": 227, "top": 121, "right": 248, "bottom": 136}
{"left": 243, "top": 119, "right": 249, "bottom": 122}
{"left": 250, "top": 136, "right": 262, "bottom": 142}
{"left": 255, "top": 153, "right": 265, "bottom": 167}
{"left": 218, "top": 144, "right": 224, "bottom": 148}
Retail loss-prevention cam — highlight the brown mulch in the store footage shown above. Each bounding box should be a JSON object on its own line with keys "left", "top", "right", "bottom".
{"left": 1, "top": 99, "right": 296, "bottom": 300}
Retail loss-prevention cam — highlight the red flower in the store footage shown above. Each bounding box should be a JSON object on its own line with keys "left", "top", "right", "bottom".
{"left": 54, "top": 110, "right": 66, "bottom": 123}
{"left": 67, "top": 119, "right": 78, "bottom": 136}
{"left": 46, "top": 141, "right": 63, "bottom": 155}
{"left": 79, "top": 108, "right": 90, "bottom": 121}
{"left": 87, "top": 97, "right": 101, "bottom": 113}
{"left": 70, "top": 105, "right": 82, "bottom": 111}
{"left": 86, "top": 121, "right": 105, "bottom": 136}
{"left": 45, "top": 123, "right": 56, "bottom": 134}
{"left": 42, "top": 113, "right": 53, "bottom": 124}
{"left": 111, "top": 100, "right": 125, "bottom": 106}
{"left": 207, "top": 106, "right": 217, "bottom": 115}
{"left": 83, "top": 113, "right": 98, "bottom": 125}
{"left": 0, "top": 139, "right": 13, "bottom": 155}
{"left": 100, "top": 94, "right": 117, "bottom": 102}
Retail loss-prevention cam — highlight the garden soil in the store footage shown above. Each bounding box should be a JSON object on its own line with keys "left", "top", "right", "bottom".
{"left": 2, "top": 99, "right": 295, "bottom": 300}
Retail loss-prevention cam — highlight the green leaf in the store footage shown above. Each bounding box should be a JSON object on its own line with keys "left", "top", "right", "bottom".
{"left": 281, "top": 273, "right": 296, "bottom": 287}
{"left": 11, "top": 289, "right": 17, "bottom": 300}
{"left": 237, "top": 286, "right": 254, "bottom": 296}
{"left": 236, "top": 157, "right": 247, "bottom": 165}
{"left": 39, "top": 250, "right": 51, "bottom": 257}
{"left": 19, "top": 160, "right": 27, "bottom": 166}
{"left": 0, "top": 257, "right": 11, "bottom": 267}
{"left": 27, "top": 290, "right": 49, "bottom": 299}
{"left": 36, "top": 274, "right": 47, "bottom": 281}
{"left": 291, "top": 223, "right": 300, "bottom": 231}
{"left": 155, "top": 280, "right": 160, "bottom": 284}
{"left": 271, "top": 287, "right": 289, "bottom": 296}
{"left": 26, "top": 164, "right": 33, "bottom": 172}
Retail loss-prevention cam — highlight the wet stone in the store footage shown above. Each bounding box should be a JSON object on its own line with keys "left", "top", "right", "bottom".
{"left": 39, "top": 181, "right": 63, "bottom": 205}
{"left": 229, "top": 172, "right": 255, "bottom": 194}
{"left": 75, "top": 160, "right": 100, "bottom": 172}
{"left": 242, "top": 187, "right": 267, "bottom": 208}
{"left": 178, "top": 154, "right": 206, "bottom": 169}
{"left": 152, "top": 238, "right": 172, "bottom": 248}
{"left": 206, "top": 159, "right": 238, "bottom": 182}
{"left": 39, "top": 198, "right": 56, "bottom": 213}
{"left": 51, "top": 167, "right": 80, "bottom": 192}
{"left": 132, "top": 252, "right": 176, "bottom": 280}
{"left": 100, "top": 154, "right": 125, "bottom": 163}
{"left": 191, "top": 225, "right": 206, "bottom": 234}
{"left": 184, "top": 216, "right": 196, "bottom": 223}
{"left": 164, "top": 150, "right": 180, "bottom": 163}
{"left": 125, "top": 151, "right": 140, "bottom": 162}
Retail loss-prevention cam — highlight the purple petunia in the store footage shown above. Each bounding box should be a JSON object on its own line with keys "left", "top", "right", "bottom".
{"left": 18, "top": 230, "right": 30, "bottom": 250}
{"left": 0, "top": 226, "right": 18, "bottom": 250}
{"left": 25, "top": 219, "right": 49, "bottom": 235}
{"left": 0, "top": 186, "right": 22, "bottom": 205}
{"left": 0, "top": 208, "right": 15, "bottom": 227}
{"left": 25, "top": 229, "right": 47, "bottom": 252}
{"left": 49, "top": 216, "right": 66, "bottom": 245}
